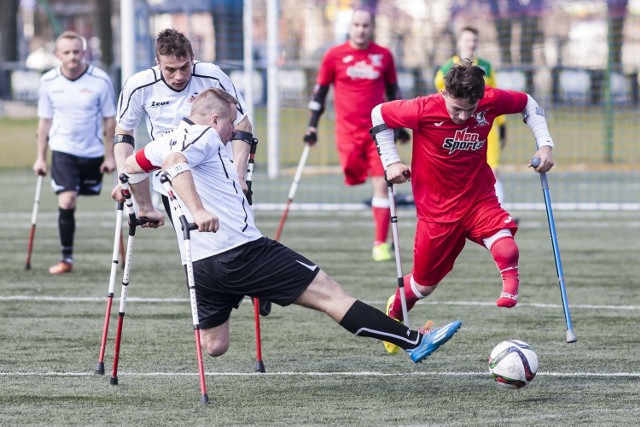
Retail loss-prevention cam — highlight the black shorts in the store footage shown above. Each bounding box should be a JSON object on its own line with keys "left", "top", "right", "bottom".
{"left": 51, "top": 151, "right": 104, "bottom": 195}
{"left": 192, "top": 237, "right": 320, "bottom": 329}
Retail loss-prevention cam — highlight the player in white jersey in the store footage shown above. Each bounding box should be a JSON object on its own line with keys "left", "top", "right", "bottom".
{"left": 112, "top": 29, "right": 270, "bottom": 316}
{"left": 112, "top": 29, "right": 253, "bottom": 203}
{"left": 33, "top": 31, "right": 116, "bottom": 275}
{"left": 121, "top": 88, "right": 462, "bottom": 364}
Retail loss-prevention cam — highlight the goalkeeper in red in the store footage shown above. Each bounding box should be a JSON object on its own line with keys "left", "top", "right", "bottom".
{"left": 304, "top": 8, "right": 409, "bottom": 262}
{"left": 371, "top": 60, "right": 555, "bottom": 354}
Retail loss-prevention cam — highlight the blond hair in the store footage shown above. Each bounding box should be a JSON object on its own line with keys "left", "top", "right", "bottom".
{"left": 56, "top": 31, "right": 87, "bottom": 51}
{"left": 190, "top": 88, "right": 238, "bottom": 121}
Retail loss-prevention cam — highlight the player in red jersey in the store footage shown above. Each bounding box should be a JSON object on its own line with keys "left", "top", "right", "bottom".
{"left": 304, "top": 8, "right": 409, "bottom": 262}
{"left": 371, "top": 60, "right": 555, "bottom": 354}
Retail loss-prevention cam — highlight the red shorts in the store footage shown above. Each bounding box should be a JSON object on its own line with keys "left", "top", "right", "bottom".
{"left": 412, "top": 195, "right": 518, "bottom": 286}
{"left": 336, "top": 130, "right": 384, "bottom": 186}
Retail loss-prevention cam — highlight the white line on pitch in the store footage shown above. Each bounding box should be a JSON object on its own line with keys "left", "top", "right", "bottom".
{"left": 1, "top": 371, "right": 639, "bottom": 378}
{"left": 0, "top": 295, "right": 638, "bottom": 311}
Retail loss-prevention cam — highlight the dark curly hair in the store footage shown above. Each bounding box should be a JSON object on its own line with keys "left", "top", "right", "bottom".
{"left": 155, "top": 29, "right": 194, "bottom": 60}
{"left": 444, "top": 58, "right": 485, "bottom": 104}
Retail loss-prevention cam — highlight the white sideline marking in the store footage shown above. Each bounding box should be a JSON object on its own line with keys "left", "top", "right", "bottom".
{"left": 0, "top": 295, "right": 638, "bottom": 311}
{"left": 1, "top": 371, "right": 639, "bottom": 378}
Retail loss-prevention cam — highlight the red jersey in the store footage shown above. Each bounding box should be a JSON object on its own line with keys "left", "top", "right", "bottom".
{"left": 317, "top": 42, "right": 397, "bottom": 137}
{"left": 381, "top": 87, "right": 528, "bottom": 223}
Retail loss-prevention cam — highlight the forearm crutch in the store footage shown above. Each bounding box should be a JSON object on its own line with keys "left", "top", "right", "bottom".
{"left": 25, "top": 173, "right": 44, "bottom": 270}
{"left": 160, "top": 173, "right": 209, "bottom": 404}
{"left": 531, "top": 157, "right": 577, "bottom": 343}
{"left": 94, "top": 200, "right": 124, "bottom": 375}
{"left": 110, "top": 174, "right": 154, "bottom": 385}
{"left": 275, "top": 143, "right": 311, "bottom": 241}
{"left": 244, "top": 136, "right": 266, "bottom": 373}
{"left": 386, "top": 172, "right": 411, "bottom": 328}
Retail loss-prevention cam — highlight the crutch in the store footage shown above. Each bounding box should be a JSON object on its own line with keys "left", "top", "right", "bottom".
{"left": 244, "top": 136, "right": 266, "bottom": 373}
{"left": 275, "top": 143, "right": 311, "bottom": 241}
{"left": 386, "top": 171, "right": 411, "bottom": 328}
{"left": 160, "top": 173, "right": 209, "bottom": 404}
{"left": 94, "top": 200, "right": 124, "bottom": 375}
{"left": 25, "top": 173, "right": 44, "bottom": 270}
{"left": 531, "top": 156, "right": 577, "bottom": 343}
{"left": 110, "top": 174, "right": 155, "bottom": 385}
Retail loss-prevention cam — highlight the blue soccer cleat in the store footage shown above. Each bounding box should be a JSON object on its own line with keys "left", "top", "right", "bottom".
{"left": 406, "top": 320, "right": 462, "bottom": 363}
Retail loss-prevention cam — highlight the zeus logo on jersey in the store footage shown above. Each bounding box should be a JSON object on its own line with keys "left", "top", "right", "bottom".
{"left": 150, "top": 100, "right": 170, "bottom": 107}
{"left": 442, "top": 128, "right": 485, "bottom": 155}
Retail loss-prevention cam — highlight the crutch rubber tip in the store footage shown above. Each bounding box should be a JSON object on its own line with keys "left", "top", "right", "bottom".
{"left": 110, "top": 377, "right": 118, "bottom": 385}
{"left": 567, "top": 330, "right": 577, "bottom": 343}
{"left": 25, "top": 263, "right": 31, "bottom": 270}
{"left": 255, "top": 361, "right": 266, "bottom": 373}
{"left": 200, "top": 394, "right": 210, "bottom": 404}
{"left": 94, "top": 362, "right": 105, "bottom": 375}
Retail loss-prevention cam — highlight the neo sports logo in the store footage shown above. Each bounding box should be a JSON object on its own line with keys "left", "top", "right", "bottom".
{"left": 442, "top": 128, "right": 485, "bottom": 155}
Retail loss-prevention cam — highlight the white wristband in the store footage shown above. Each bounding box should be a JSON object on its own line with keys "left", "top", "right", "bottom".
{"left": 165, "top": 162, "right": 191, "bottom": 180}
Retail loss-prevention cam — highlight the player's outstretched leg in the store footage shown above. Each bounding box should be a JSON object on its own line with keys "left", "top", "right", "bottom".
{"left": 384, "top": 275, "right": 437, "bottom": 354}
{"left": 338, "top": 300, "right": 461, "bottom": 363}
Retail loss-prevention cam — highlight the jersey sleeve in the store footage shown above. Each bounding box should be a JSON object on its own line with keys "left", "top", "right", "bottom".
{"left": 384, "top": 50, "right": 398, "bottom": 85}
{"left": 491, "top": 88, "right": 528, "bottom": 116}
{"left": 97, "top": 70, "right": 117, "bottom": 118}
{"left": 316, "top": 49, "right": 335, "bottom": 86}
{"left": 116, "top": 70, "right": 154, "bottom": 132}
{"left": 380, "top": 98, "right": 422, "bottom": 131}
{"left": 37, "top": 73, "right": 54, "bottom": 119}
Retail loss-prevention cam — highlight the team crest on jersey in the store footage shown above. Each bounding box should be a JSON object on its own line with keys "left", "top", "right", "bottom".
{"left": 187, "top": 92, "right": 199, "bottom": 103}
{"left": 368, "top": 54, "right": 383, "bottom": 67}
{"left": 473, "top": 110, "right": 489, "bottom": 127}
{"left": 442, "top": 127, "right": 485, "bottom": 155}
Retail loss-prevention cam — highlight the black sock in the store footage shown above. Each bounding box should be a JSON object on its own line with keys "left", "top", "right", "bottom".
{"left": 58, "top": 207, "right": 75, "bottom": 261}
{"left": 339, "top": 300, "right": 421, "bottom": 350}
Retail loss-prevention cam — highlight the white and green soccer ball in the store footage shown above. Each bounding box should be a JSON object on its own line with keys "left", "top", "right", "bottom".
{"left": 488, "top": 340, "right": 538, "bottom": 389}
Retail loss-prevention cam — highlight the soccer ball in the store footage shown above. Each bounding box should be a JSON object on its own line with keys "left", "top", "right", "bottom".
{"left": 488, "top": 340, "right": 538, "bottom": 389}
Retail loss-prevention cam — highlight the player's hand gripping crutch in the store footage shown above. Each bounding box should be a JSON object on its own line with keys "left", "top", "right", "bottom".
{"left": 94, "top": 199, "right": 124, "bottom": 375}
{"left": 275, "top": 142, "right": 311, "bottom": 240}
{"left": 243, "top": 136, "right": 267, "bottom": 373}
{"left": 531, "top": 156, "right": 577, "bottom": 343}
{"left": 160, "top": 173, "right": 209, "bottom": 404}
{"left": 110, "top": 174, "right": 158, "bottom": 385}
{"left": 25, "top": 173, "right": 44, "bottom": 270}
{"left": 386, "top": 170, "right": 411, "bottom": 328}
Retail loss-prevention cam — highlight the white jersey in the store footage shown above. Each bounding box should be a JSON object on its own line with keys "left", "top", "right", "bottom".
{"left": 116, "top": 61, "right": 248, "bottom": 140}
{"left": 37, "top": 65, "right": 116, "bottom": 158}
{"left": 141, "top": 119, "right": 262, "bottom": 263}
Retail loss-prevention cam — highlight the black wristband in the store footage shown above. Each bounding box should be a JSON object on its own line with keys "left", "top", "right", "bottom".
{"left": 231, "top": 130, "right": 254, "bottom": 145}
{"left": 113, "top": 134, "right": 135, "bottom": 147}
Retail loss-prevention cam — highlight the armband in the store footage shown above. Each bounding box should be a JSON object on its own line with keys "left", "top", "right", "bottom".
{"left": 165, "top": 162, "right": 191, "bottom": 181}
{"left": 231, "top": 130, "right": 254, "bottom": 146}
{"left": 113, "top": 134, "right": 135, "bottom": 147}
{"left": 308, "top": 100, "right": 322, "bottom": 112}
{"left": 127, "top": 172, "right": 149, "bottom": 185}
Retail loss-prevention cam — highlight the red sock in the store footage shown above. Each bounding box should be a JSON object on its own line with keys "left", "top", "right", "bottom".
{"left": 491, "top": 237, "right": 520, "bottom": 308}
{"left": 372, "top": 206, "right": 390, "bottom": 245}
{"left": 389, "top": 275, "right": 420, "bottom": 320}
